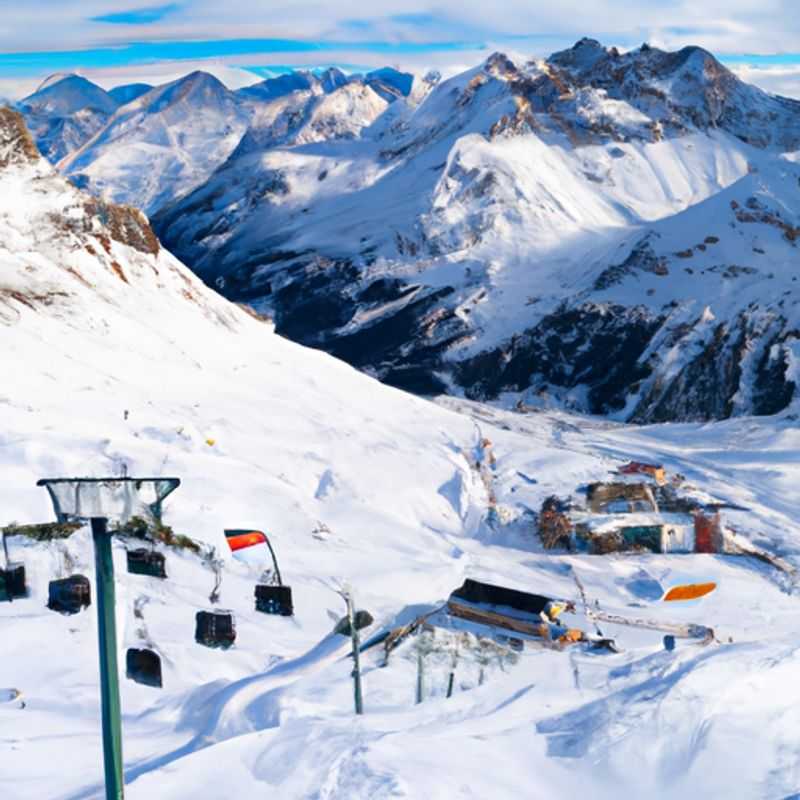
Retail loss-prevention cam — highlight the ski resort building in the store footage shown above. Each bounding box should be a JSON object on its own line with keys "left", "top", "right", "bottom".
{"left": 538, "top": 465, "right": 727, "bottom": 555}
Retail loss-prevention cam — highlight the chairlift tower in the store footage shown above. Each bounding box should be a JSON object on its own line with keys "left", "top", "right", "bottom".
{"left": 336, "top": 584, "right": 364, "bottom": 715}
{"left": 37, "top": 477, "right": 180, "bottom": 800}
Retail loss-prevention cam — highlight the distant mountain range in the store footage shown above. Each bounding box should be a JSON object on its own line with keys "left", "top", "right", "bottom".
{"left": 16, "top": 66, "right": 418, "bottom": 212}
{"left": 11, "top": 41, "right": 800, "bottom": 421}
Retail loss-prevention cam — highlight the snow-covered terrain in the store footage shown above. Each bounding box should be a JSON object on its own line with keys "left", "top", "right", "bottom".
{"left": 3, "top": 103, "right": 800, "bottom": 800}
{"left": 147, "top": 40, "right": 800, "bottom": 421}
{"left": 107, "top": 84, "right": 153, "bottom": 106}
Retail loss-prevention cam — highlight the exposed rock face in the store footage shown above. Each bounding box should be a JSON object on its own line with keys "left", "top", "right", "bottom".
{"left": 546, "top": 39, "right": 800, "bottom": 149}
{"left": 0, "top": 113, "right": 232, "bottom": 331}
{"left": 0, "top": 107, "right": 41, "bottom": 166}
{"left": 456, "top": 304, "right": 664, "bottom": 414}
{"left": 0, "top": 109, "right": 160, "bottom": 258}
{"left": 80, "top": 198, "right": 160, "bottom": 257}
{"left": 631, "top": 313, "right": 798, "bottom": 423}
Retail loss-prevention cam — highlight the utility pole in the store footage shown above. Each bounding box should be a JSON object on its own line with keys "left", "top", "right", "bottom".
{"left": 344, "top": 590, "right": 364, "bottom": 715}
{"left": 91, "top": 517, "right": 125, "bottom": 800}
{"left": 446, "top": 643, "right": 458, "bottom": 699}
{"left": 416, "top": 650, "right": 425, "bottom": 704}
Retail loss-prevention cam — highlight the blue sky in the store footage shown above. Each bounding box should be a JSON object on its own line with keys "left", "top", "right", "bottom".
{"left": 0, "top": 38, "right": 491, "bottom": 78}
{"left": 2, "top": 2, "right": 800, "bottom": 97}
{"left": 90, "top": 3, "right": 182, "bottom": 25}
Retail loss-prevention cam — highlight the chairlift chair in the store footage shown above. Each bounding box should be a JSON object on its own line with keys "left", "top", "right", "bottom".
{"left": 126, "top": 648, "right": 163, "bottom": 688}
{"left": 126, "top": 548, "right": 167, "bottom": 579}
{"left": 47, "top": 574, "right": 91, "bottom": 614}
{"left": 0, "top": 530, "right": 26, "bottom": 601}
{"left": 255, "top": 583, "right": 294, "bottom": 616}
{"left": 224, "top": 529, "right": 294, "bottom": 616}
{"left": 195, "top": 609, "right": 236, "bottom": 649}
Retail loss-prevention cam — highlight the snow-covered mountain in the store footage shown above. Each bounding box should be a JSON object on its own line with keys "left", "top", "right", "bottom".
{"left": 4, "top": 105, "right": 800, "bottom": 800}
{"left": 21, "top": 74, "right": 118, "bottom": 118}
{"left": 237, "top": 66, "right": 350, "bottom": 102}
{"left": 58, "top": 71, "right": 252, "bottom": 214}
{"left": 149, "top": 41, "right": 800, "bottom": 421}
{"left": 50, "top": 67, "right": 423, "bottom": 216}
{"left": 19, "top": 74, "right": 120, "bottom": 162}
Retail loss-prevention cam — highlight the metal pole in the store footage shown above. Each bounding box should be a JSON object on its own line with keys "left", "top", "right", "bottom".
{"left": 416, "top": 650, "right": 424, "bottom": 704}
{"left": 264, "top": 538, "right": 283, "bottom": 586}
{"left": 447, "top": 639, "right": 459, "bottom": 699}
{"left": 0, "top": 530, "right": 11, "bottom": 604}
{"left": 91, "top": 517, "right": 125, "bottom": 800}
{"left": 345, "top": 593, "right": 364, "bottom": 715}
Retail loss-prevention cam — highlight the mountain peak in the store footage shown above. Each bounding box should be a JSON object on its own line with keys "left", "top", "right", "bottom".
{"left": 549, "top": 37, "right": 612, "bottom": 71}
{"left": 483, "top": 51, "right": 518, "bottom": 77}
{"left": 319, "top": 66, "right": 348, "bottom": 93}
{"left": 21, "top": 75, "right": 118, "bottom": 116}
{"left": 182, "top": 69, "right": 225, "bottom": 86}
{"left": 35, "top": 72, "right": 80, "bottom": 93}
{"left": 170, "top": 69, "right": 230, "bottom": 97}
{"left": 0, "top": 107, "right": 41, "bottom": 167}
{"left": 238, "top": 70, "right": 318, "bottom": 101}
{"left": 145, "top": 70, "right": 233, "bottom": 111}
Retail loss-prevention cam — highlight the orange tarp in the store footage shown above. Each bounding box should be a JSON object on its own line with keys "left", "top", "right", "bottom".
{"left": 663, "top": 582, "right": 717, "bottom": 602}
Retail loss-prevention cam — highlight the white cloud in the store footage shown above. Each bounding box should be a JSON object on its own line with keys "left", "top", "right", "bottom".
{"left": 3, "top": 1, "right": 800, "bottom": 102}
{"left": 83, "top": 61, "right": 264, "bottom": 91}
{"left": 729, "top": 64, "right": 800, "bottom": 100}
{"left": 2, "top": 1, "right": 800, "bottom": 54}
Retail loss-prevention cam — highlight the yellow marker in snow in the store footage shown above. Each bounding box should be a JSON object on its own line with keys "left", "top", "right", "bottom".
{"left": 205, "top": 438, "right": 216, "bottom": 447}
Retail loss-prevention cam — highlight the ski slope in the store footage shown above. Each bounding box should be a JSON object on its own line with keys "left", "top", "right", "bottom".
{"left": 3, "top": 104, "right": 800, "bottom": 799}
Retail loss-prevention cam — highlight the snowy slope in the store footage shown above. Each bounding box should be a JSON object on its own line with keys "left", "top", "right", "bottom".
{"left": 230, "top": 81, "right": 390, "bottom": 158}
{"left": 4, "top": 105, "right": 800, "bottom": 800}
{"left": 59, "top": 72, "right": 251, "bottom": 214}
{"left": 108, "top": 83, "right": 153, "bottom": 106}
{"left": 151, "top": 41, "right": 800, "bottom": 420}
{"left": 456, "top": 158, "right": 800, "bottom": 421}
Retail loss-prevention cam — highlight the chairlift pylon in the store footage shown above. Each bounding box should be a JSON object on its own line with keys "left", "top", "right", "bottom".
{"left": 37, "top": 475, "right": 181, "bottom": 800}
